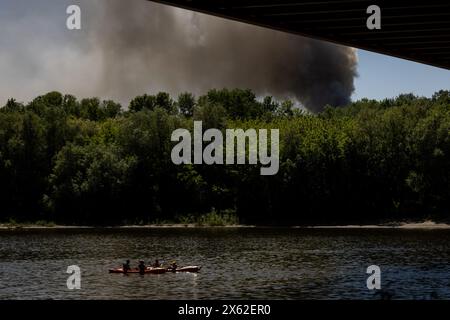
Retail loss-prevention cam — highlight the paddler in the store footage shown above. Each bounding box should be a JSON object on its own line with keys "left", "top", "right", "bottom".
{"left": 122, "top": 260, "right": 131, "bottom": 274}
{"left": 170, "top": 261, "right": 178, "bottom": 272}
{"left": 152, "top": 259, "right": 161, "bottom": 268}
{"left": 138, "top": 260, "right": 146, "bottom": 275}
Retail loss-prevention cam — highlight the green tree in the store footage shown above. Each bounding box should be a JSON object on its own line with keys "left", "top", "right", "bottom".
{"left": 129, "top": 94, "right": 156, "bottom": 112}
{"left": 156, "top": 92, "right": 175, "bottom": 113}
{"left": 178, "top": 92, "right": 196, "bottom": 117}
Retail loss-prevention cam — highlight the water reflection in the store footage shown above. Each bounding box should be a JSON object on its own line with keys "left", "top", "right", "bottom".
{"left": 0, "top": 228, "right": 450, "bottom": 299}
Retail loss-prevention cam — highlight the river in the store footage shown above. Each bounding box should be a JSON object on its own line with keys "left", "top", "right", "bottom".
{"left": 1, "top": 227, "right": 449, "bottom": 299}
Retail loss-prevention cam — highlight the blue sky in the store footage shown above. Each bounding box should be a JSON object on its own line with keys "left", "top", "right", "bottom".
{"left": 354, "top": 50, "right": 450, "bottom": 100}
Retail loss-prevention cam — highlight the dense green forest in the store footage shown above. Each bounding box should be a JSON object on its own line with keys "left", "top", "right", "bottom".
{"left": 0, "top": 89, "right": 449, "bottom": 225}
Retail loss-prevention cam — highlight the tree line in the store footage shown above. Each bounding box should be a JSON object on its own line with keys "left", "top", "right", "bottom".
{"left": 0, "top": 89, "right": 449, "bottom": 225}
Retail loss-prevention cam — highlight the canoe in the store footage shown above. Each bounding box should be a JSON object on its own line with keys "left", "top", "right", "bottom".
{"left": 109, "top": 267, "right": 167, "bottom": 274}
{"left": 109, "top": 266, "right": 201, "bottom": 274}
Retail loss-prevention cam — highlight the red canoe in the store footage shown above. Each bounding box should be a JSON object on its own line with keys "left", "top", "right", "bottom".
{"left": 109, "top": 266, "right": 201, "bottom": 274}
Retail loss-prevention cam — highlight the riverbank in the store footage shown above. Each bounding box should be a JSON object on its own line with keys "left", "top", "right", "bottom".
{"left": 306, "top": 220, "right": 450, "bottom": 229}
{"left": 0, "top": 223, "right": 252, "bottom": 230}
{"left": 1, "top": 220, "right": 450, "bottom": 230}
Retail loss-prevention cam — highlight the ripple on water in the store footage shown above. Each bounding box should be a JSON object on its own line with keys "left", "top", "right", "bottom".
{"left": 1, "top": 228, "right": 450, "bottom": 299}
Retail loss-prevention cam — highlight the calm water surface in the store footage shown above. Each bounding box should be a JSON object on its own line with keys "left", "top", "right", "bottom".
{"left": 1, "top": 227, "right": 450, "bottom": 300}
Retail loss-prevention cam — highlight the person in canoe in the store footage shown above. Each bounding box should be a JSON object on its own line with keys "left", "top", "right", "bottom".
{"left": 138, "top": 260, "right": 146, "bottom": 275}
{"left": 169, "top": 261, "right": 178, "bottom": 272}
{"left": 152, "top": 259, "right": 161, "bottom": 268}
{"left": 122, "top": 260, "right": 131, "bottom": 274}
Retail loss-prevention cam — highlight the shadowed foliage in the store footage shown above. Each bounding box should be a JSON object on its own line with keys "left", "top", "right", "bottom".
{"left": 0, "top": 89, "right": 449, "bottom": 225}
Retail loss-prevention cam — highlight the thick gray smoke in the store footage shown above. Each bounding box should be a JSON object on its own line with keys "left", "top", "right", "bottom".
{"left": 0, "top": 0, "right": 357, "bottom": 112}
{"left": 82, "top": 0, "right": 357, "bottom": 112}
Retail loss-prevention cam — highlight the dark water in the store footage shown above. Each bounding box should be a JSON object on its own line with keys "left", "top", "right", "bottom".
{"left": 1, "top": 227, "right": 450, "bottom": 300}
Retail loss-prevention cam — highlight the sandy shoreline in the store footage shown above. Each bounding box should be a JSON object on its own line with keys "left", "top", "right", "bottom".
{"left": 305, "top": 221, "right": 450, "bottom": 229}
{"left": 0, "top": 224, "right": 253, "bottom": 230}
{"left": 1, "top": 221, "right": 450, "bottom": 230}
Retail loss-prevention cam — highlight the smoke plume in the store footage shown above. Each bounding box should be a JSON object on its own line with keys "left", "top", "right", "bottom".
{"left": 1, "top": 0, "right": 358, "bottom": 112}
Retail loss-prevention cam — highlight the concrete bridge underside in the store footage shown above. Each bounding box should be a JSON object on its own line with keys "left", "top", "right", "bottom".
{"left": 150, "top": 0, "right": 450, "bottom": 70}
